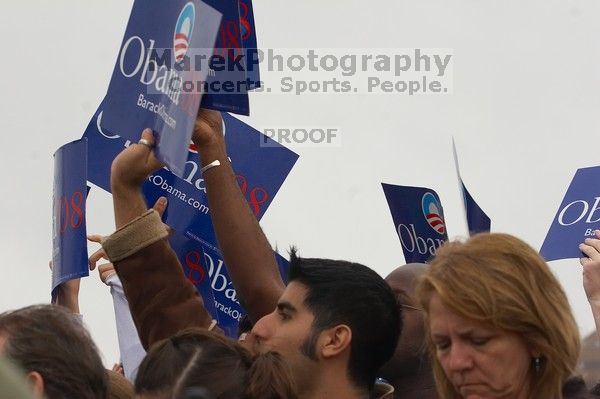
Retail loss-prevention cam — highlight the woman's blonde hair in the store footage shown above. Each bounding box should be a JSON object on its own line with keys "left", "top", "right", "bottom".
{"left": 417, "top": 233, "right": 580, "bottom": 399}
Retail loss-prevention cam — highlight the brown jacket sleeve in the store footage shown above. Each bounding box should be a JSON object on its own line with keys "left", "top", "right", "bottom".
{"left": 102, "top": 210, "right": 217, "bottom": 350}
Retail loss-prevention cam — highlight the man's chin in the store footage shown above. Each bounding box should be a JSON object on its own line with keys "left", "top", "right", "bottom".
{"left": 457, "top": 384, "right": 494, "bottom": 399}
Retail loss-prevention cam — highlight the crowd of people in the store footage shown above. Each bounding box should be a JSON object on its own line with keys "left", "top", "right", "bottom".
{"left": 2, "top": 109, "right": 600, "bottom": 399}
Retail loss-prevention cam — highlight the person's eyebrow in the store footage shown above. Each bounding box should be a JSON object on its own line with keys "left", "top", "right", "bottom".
{"left": 277, "top": 301, "right": 297, "bottom": 314}
{"left": 430, "top": 333, "right": 448, "bottom": 341}
{"left": 431, "top": 328, "right": 485, "bottom": 340}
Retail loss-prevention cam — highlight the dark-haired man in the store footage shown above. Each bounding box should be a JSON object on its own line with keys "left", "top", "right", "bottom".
{"left": 249, "top": 252, "right": 400, "bottom": 398}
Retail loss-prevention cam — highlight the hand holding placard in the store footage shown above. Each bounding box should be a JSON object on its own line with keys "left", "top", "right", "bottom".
{"left": 192, "top": 110, "right": 269, "bottom": 217}
{"left": 581, "top": 230, "right": 600, "bottom": 301}
{"left": 580, "top": 229, "right": 600, "bottom": 340}
{"left": 192, "top": 108, "right": 224, "bottom": 149}
{"left": 110, "top": 129, "right": 164, "bottom": 193}
{"left": 101, "top": 0, "right": 223, "bottom": 177}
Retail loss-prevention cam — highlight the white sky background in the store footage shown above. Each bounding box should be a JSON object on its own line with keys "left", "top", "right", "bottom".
{"left": 1, "top": 0, "right": 599, "bottom": 366}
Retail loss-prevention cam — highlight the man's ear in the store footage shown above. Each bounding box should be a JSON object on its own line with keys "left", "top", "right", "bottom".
{"left": 319, "top": 324, "right": 352, "bottom": 359}
{"left": 26, "top": 371, "right": 45, "bottom": 398}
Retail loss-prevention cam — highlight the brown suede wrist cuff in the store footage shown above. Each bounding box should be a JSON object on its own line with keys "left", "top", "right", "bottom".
{"left": 101, "top": 210, "right": 168, "bottom": 262}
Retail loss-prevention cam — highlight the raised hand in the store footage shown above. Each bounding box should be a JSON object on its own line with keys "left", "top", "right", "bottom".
{"left": 581, "top": 230, "right": 600, "bottom": 302}
{"left": 192, "top": 108, "right": 224, "bottom": 149}
{"left": 110, "top": 129, "right": 164, "bottom": 192}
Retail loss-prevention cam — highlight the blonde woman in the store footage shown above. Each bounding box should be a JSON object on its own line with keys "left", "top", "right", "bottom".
{"left": 417, "top": 233, "right": 580, "bottom": 399}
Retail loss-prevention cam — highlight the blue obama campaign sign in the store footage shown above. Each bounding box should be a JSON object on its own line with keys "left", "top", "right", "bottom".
{"left": 200, "top": 0, "right": 251, "bottom": 115}
{"left": 238, "top": 0, "right": 261, "bottom": 90}
{"left": 101, "top": 0, "right": 222, "bottom": 177}
{"left": 52, "top": 138, "right": 89, "bottom": 300}
{"left": 382, "top": 183, "right": 449, "bottom": 263}
{"left": 452, "top": 140, "right": 491, "bottom": 235}
{"left": 540, "top": 166, "right": 600, "bottom": 261}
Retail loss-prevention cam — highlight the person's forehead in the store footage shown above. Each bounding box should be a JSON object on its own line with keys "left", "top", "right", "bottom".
{"left": 428, "top": 294, "right": 488, "bottom": 331}
{"left": 281, "top": 281, "right": 308, "bottom": 301}
{"left": 279, "top": 281, "right": 309, "bottom": 307}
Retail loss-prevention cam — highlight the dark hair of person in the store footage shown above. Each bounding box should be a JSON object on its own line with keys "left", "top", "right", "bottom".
{"left": 287, "top": 249, "right": 401, "bottom": 391}
{"left": 135, "top": 328, "right": 297, "bottom": 399}
{"left": 0, "top": 304, "right": 107, "bottom": 399}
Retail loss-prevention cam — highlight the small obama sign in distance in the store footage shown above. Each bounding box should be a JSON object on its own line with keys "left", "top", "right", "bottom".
{"left": 540, "top": 166, "right": 600, "bottom": 261}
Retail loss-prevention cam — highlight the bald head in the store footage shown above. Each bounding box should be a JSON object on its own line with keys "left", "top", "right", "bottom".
{"left": 385, "top": 263, "right": 428, "bottom": 299}
{"left": 379, "top": 263, "right": 435, "bottom": 395}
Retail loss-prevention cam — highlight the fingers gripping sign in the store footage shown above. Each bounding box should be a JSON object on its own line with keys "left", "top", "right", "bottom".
{"left": 110, "top": 129, "right": 165, "bottom": 190}
{"left": 192, "top": 109, "right": 224, "bottom": 149}
{"left": 581, "top": 230, "right": 600, "bottom": 302}
{"left": 580, "top": 230, "right": 600, "bottom": 263}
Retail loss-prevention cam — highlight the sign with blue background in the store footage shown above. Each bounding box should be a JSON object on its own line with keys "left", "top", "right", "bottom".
{"left": 201, "top": 0, "right": 250, "bottom": 115}
{"left": 52, "top": 138, "right": 89, "bottom": 300}
{"left": 452, "top": 140, "right": 491, "bottom": 235}
{"left": 238, "top": 0, "right": 261, "bottom": 90}
{"left": 540, "top": 166, "right": 600, "bottom": 261}
{"left": 461, "top": 183, "right": 491, "bottom": 235}
{"left": 101, "top": 0, "right": 222, "bottom": 177}
{"left": 382, "top": 183, "right": 448, "bottom": 264}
